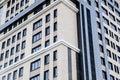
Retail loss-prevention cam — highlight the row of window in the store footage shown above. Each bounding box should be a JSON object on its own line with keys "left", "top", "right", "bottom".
{"left": 6, "top": 0, "right": 29, "bottom": 17}
{"left": 30, "top": 67, "right": 57, "bottom": 80}
{"left": 2, "top": 67, "right": 24, "bottom": 80}
{"left": 0, "top": 40, "right": 26, "bottom": 62}
{"left": 0, "top": 53, "right": 25, "bottom": 70}
{"left": 32, "top": 36, "right": 57, "bottom": 53}
{"left": 1, "top": 28, "right": 27, "bottom": 49}
{"left": 31, "top": 50, "right": 57, "bottom": 71}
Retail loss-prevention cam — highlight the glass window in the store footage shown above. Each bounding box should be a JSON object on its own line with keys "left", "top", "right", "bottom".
{"left": 31, "top": 59, "right": 40, "bottom": 71}
{"left": 45, "top": 40, "right": 50, "bottom": 47}
{"left": 44, "top": 70, "right": 49, "bottom": 80}
{"left": 20, "top": 0, "right": 24, "bottom": 7}
{"left": 7, "top": 1, "right": 11, "bottom": 8}
{"left": 11, "top": 7, "right": 14, "bottom": 14}
{"left": 19, "top": 67, "right": 23, "bottom": 77}
{"left": 4, "top": 62, "right": 8, "bottom": 68}
{"left": 44, "top": 54, "right": 49, "bottom": 65}
{"left": 7, "top": 38, "right": 11, "bottom": 46}
{"left": 0, "top": 53, "right": 4, "bottom": 61}
{"left": 17, "top": 32, "right": 21, "bottom": 40}
{"left": 53, "top": 66, "right": 57, "bottom": 77}
{"left": 53, "top": 50, "right": 57, "bottom": 61}
{"left": 45, "top": 27, "right": 50, "bottom": 36}
{"left": 10, "top": 47, "right": 14, "bottom": 56}
{"left": 15, "top": 56, "right": 19, "bottom": 62}
{"left": 21, "top": 41, "right": 26, "bottom": 49}
{"left": 16, "top": 44, "right": 20, "bottom": 52}
{"left": 108, "top": 62, "right": 113, "bottom": 70}
{"left": 54, "top": 22, "right": 57, "bottom": 31}
{"left": 12, "top": 35, "right": 16, "bottom": 43}
{"left": 101, "top": 57, "right": 105, "bottom": 65}
{"left": 32, "top": 31, "right": 42, "bottom": 43}
{"left": 102, "top": 71, "right": 107, "bottom": 79}
{"left": 2, "top": 76, "right": 6, "bottom": 80}
{"left": 32, "top": 45, "right": 41, "bottom": 53}
{"left": 110, "top": 75, "right": 114, "bottom": 80}
{"left": 23, "top": 28, "right": 27, "bottom": 37}
{"left": 9, "top": 59, "right": 13, "bottom": 65}
{"left": 30, "top": 74, "right": 40, "bottom": 80}
{"left": 20, "top": 53, "right": 25, "bottom": 59}
{"left": 46, "top": 14, "right": 50, "bottom": 23}
{"left": 2, "top": 41, "right": 6, "bottom": 49}
{"left": 7, "top": 73, "right": 12, "bottom": 80}
{"left": 6, "top": 10, "right": 10, "bottom": 17}
{"left": 13, "top": 70, "right": 17, "bottom": 80}
{"left": 33, "top": 19, "right": 42, "bottom": 30}
{"left": 5, "top": 50, "right": 9, "bottom": 58}
{"left": 54, "top": 9, "right": 57, "bottom": 18}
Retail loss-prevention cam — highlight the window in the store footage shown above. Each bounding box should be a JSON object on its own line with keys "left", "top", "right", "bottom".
{"left": 53, "top": 36, "right": 57, "bottom": 43}
{"left": 16, "top": 3, "right": 19, "bottom": 10}
{"left": 15, "top": 56, "right": 19, "bottom": 62}
{"left": 9, "top": 59, "right": 13, "bottom": 65}
{"left": 7, "top": 1, "right": 10, "bottom": 8}
{"left": 108, "top": 62, "right": 113, "bottom": 70}
{"left": 2, "top": 41, "right": 6, "bottom": 49}
{"left": 19, "top": 67, "right": 23, "bottom": 77}
{"left": 7, "top": 38, "right": 11, "bottom": 46}
{"left": 102, "top": 71, "right": 107, "bottom": 79}
{"left": 44, "top": 70, "right": 49, "bottom": 80}
{"left": 99, "top": 45, "right": 104, "bottom": 53}
{"left": 114, "top": 1, "right": 119, "bottom": 8}
{"left": 46, "top": 0, "right": 50, "bottom": 6}
{"left": 13, "top": 70, "right": 17, "bottom": 80}
{"left": 11, "top": 7, "right": 14, "bottom": 14}
{"left": 107, "top": 49, "right": 111, "bottom": 57}
{"left": 116, "top": 45, "right": 120, "bottom": 53}
{"left": 20, "top": 53, "right": 25, "bottom": 59}
{"left": 5, "top": 50, "right": 9, "bottom": 58}
{"left": 33, "top": 19, "right": 42, "bottom": 30}
{"left": 4, "top": 62, "right": 8, "bottom": 68}
{"left": 32, "top": 31, "right": 42, "bottom": 43}
{"left": 46, "top": 14, "right": 50, "bottom": 23}
{"left": 16, "top": 44, "right": 20, "bottom": 52}
{"left": 53, "top": 66, "right": 57, "bottom": 77}
{"left": 101, "top": 57, "right": 105, "bottom": 65}
{"left": 32, "top": 45, "right": 41, "bottom": 53}
{"left": 7, "top": 73, "right": 11, "bottom": 80}
{"left": 0, "top": 65, "right": 2, "bottom": 70}
{"left": 109, "top": 13, "right": 115, "bottom": 21}
{"left": 110, "top": 75, "right": 114, "bottom": 80}
{"left": 97, "top": 21, "right": 101, "bottom": 29}
{"left": 2, "top": 76, "right": 6, "bottom": 80}
{"left": 98, "top": 33, "right": 102, "bottom": 40}
{"left": 10, "top": 47, "right": 14, "bottom": 55}
{"left": 21, "top": 41, "right": 26, "bottom": 49}
{"left": 12, "top": 35, "right": 16, "bottom": 43}
{"left": 108, "top": 3, "right": 114, "bottom": 12}
{"left": 44, "top": 54, "right": 49, "bottom": 65}
{"left": 102, "top": 7, "right": 108, "bottom": 15}
{"left": 23, "top": 28, "right": 27, "bottom": 37}
{"left": 103, "top": 17, "right": 109, "bottom": 25}
{"left": 31, "top": 59, "right": 40, "bottom": 71}
{"left": 45, "top": 40, "right": 50, "bottom": 47}
{"left": 105, "top": 38, "right": 110, "bottom": 45}
{"left": 30, "top": 74, "right": 40, "bottom": 80}
{"left": 6, "top": 10, "right": 9, "bottom": 17}
{"left": 54, "top": 9, "right": 57, "bottom": 18}
{"left": 54, "top": 22, "right": 57, "bottom": 31}
{"left": 25, "top": 0, "right": 29, "bottom": 3}
{"left": 0, "top": 53, "right": 4, "bottom": 61}
{"left": 53, "top": 50, "right": 57, "bottom": 61}
{"left": 12, "top": 0, "right": 15, "bottom": 4}
{"left": 110, "top": 23, "right": 117, "bottom": 31}
{"left": 20, "top": 0, "right": 24, "bottom": 7}
{"left": 45, "top": 27, "right": 50, "bottom": 36}
{"left": 17, "top": 32, "right": 21, "bottom": 40}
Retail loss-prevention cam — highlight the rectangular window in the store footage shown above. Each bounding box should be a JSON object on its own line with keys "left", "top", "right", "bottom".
{"left": 9, "top": 59, "right": 13, "bottom": 65}
{"left": 11, "top": 7, "right": 14, "bottom": 14}
{"left": 20, "top": 53, "right": 25, "bottom": 59}
{"left": 7, "top": 73, "right": 11, "bottom": 80}
{"left": 7, "top": 1, "right": 10, "bottom": 8}
{"left": 53, "top": 50, "right": 57, "bottom": 61}
{"left": 110, "top": 75, "right": 114, "bottom": 80}
{"left": 44, "top": 70, "right": 49, "bottom": 80}
{"left": 31, "top": 59, "right": 40, "bottom": 71}
{"left": 53, "top": 36, "right": 57, "bottom": 43}
{"left": 102, "top": 71, "right": 107, "bottom": 79}
{"left": 7, "top": 38, "right": 11, "bottom": 46}
{"left": 2, "top": 76, "right": 6, "bottom": 80}
{"left": 0, "top": 53, "right": 4, "bottom": 61}
{"left": 21, "top": 41, "right": 26, "bottom": 49}
{"left": 5, "top": 50, "right": 9, "bottom": 58}
{"left": 30, "top": 74, "right": 40, "bottom": 80}
{"left": 25, "top": 0, "right": 29, "bottom": 3}
{"left": 53, "top": 66, "right": 57, "bottom": 77}
{"left": 20, "top": 0, "right": 24, "bottom": 7}
{"left": 17, "top": 32, "right": 21, "bottom": 40}
{"left": 16, "top": 44, "right": 20, "bottom": 52}
{"left": 16, "top": 3, "right": 19, "bottom": 10}
{"left": 6, "top": 10, "right": 9, "bottom": 17}
{"left": 45, "top": 40, "right": 50, "bottom": 47}
{"left": 54, "top": 9, "right": 57, "bottom": 18}
{"left": 33, "top": 19, "right": 42, "bottom": 30}
{"left": 4, "top": 62, "right": 8, "bottom": 68}
{"left": 12, "top": 35, "right": 16, "bottom": 43}
{"left": 101, "top": 57, "right": 105, "bottom": 65}
{"left": 45, "top": 27, "right": 50, "bottom": 36}
{"left": 32, "top": 45, "right": 41, "bottom": 53}
{"left": 32, "top": 31, "right": 42, "bottom": 43}
{"left": 10, "top": 47, "right": 14, "bottom": 56}
{"left": 23, "top": 28, "right": 27, "bottom": 37}
{"left": 15, "top": 56, "right": 19, "bottom": 62}
{"left": 46, "top": 14, "right": 50, "bottom": 23}
{"left": 54, "top": 22, "right": 57, "bottom": 31}
{"left": 44, "top": 54, "right": 49, "bottom": 65}
{"left": 13, "top": 70, "right": 17, "bottom": 80}
{"left": 2, "top": 41, "right": 6, "bottom": 49}
{"left": 19, "top": 67, "right": 23, "bottom": 77}
{"left": 108, "top": 62, "right": 113, "bottom": 70}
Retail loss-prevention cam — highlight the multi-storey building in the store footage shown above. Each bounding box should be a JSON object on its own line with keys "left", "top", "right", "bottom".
{"left": 0, "top": 0, "right": 120, "bottom": 80}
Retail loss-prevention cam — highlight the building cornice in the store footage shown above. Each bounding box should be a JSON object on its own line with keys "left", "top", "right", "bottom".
{"left": 0, "top": 40, "right": 80, "bottom": 75}
{"left": 0, "top": 0, "right": 78, "bottom": 41}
